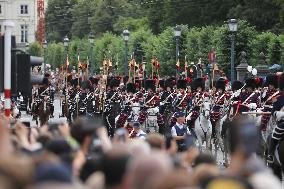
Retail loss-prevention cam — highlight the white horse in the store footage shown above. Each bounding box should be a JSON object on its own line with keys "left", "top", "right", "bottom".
{"left": 194, "top": 99, "right": 213, "bottom": 152}
{"left": 143, "top": 106, "right": 159, "bottom": 133}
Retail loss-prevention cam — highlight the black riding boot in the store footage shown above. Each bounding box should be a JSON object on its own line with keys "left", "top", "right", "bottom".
{"left": 267, "top": 138, "right": 278, "bottom": 164}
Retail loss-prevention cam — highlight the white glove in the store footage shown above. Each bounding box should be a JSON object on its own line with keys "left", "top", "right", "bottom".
{"left": 248, "top": 103, "right": 257, "bottom": 110}
{"left": 234, "top": 89, "right": 241, "bottom": 98}
{"left": 275, "top": 111, "right": 284, "bottom": 122}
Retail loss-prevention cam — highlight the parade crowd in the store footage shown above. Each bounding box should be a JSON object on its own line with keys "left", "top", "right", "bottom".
{"left": 1, "top": 70, "right": 284, "bottom": 189}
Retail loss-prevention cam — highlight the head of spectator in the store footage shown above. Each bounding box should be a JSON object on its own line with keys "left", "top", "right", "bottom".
{"left": 145, "top": 133, "right": 165, "bottom": 150}
{"left": 193, "top": 153, "right": 216, "bottom": 168}
{"left": 165, "top": 134, "right": 177, "bottom": 155}
{"left": 127, "top": 152, "right": 173, "bottom": 189}
{"left": 102, "top": 148, "right": 131, "bottom": 189}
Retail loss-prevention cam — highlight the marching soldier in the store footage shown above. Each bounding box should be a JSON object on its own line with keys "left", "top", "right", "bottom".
{"left": 260, "top": 74, "right": 279, "bottom": 131}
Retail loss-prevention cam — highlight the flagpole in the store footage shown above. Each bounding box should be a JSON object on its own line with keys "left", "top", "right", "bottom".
{"left": 86, "top": 56, "right": 89, "bottom": 79}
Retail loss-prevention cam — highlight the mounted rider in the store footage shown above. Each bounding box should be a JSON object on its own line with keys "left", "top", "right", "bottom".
{"left": 260, "top": 74, "right": 279, "bottom": 131}
{"left": 138, "top": 79, "right": 160, "bottom": 125}
{"left": 186, "top": 77, "right": 207, "bottom": 129}
{"left": 210, "top": 78, "right": 230, "bottom": 137}
{"left": 267, "top": 73, "right": 284, "bottom": 164}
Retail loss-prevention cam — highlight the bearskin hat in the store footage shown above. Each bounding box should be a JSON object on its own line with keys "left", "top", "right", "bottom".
{"left": 127, "top": 83, "right": 136, "bottom": 93}
{"left": 135, "top": 79, "right": 141, "bottom": 90}
{"left": 265, "top": 74, "right": 278, "bottom": 88}
{"left": 67, "top": 75, "right": 72, "bottom": 83}
{"left": 165, "top": 78, "right": 174, "bottom": 89}
{"left": 123, "top": 76, "right": 129, "bottom": 84}
{"left": 145, "top": 79, "right": 156, "bottom": 91}
{"left": 109, "top": 77, "right": 120, "bottom": 89}
{"left": 89, "top": 77, "right": 100, "bottom": 85}
{"left": 245, "top": 78, "right": 256, "bottom": 90}
{"left": 216, "top": 78, "right": 226, "bottom": 91}
{"left": 255, "top": 77, "right": 263, "bottom": 88}
{"left": 159, "top": 80, "right": 166, "bottom": 89}
{"left": 232, "top": 80, "right": 243, "bottom": 91}
{"left": 81, "top": 80, "right": 92, "bottom": 90}
{"left": 177, "top": 79, "right": 187, "bottom": 89}
{"left": 44, "top": 73, "right": 50, "bottom": 78}
{"left": 71, "top": 78, "right": 80, "bottom": 87}
{"left": 193, "top": 78, "right": 205, "bottom": 91}
{"left": 42, "top": 77, "right": 49, "bottom": 85}
{"left": 279, "top": 73, "right": 284, "bottom": 91}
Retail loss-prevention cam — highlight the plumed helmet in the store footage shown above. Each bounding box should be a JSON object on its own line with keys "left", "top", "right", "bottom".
{"left": 265, "top": 74, "right": 278, "bottom": 88}
{"left": 193, "top": 78, "right": 205, "bottom": 91}
{"left": 126, "top": 83, "right": 136, "bottom": 93}
{"left": 145, "top": 79, "right": 156, "bottom": 91}
{"left": 245, "top": 78, "right": 256, "bottom": 90}
{"left": 216, "top": 78, "right": 226, "bottom": 91}
{"left": 177, "top": 79, "right": 187, "bottom": 89}
{"left": 279, "top": 73, "right": 284, "bottom": 91}
{"left": 232, "top": 80, "right": 244, "bottom": 91}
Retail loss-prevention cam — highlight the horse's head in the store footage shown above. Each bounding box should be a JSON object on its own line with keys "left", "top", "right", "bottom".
{"left": 201, "top": 100, "right": 211, "bottom": 119}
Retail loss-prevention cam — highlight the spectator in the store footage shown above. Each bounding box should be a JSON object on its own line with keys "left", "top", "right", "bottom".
{"left": 145, "top": 133, "right": 165, "bottom": 150}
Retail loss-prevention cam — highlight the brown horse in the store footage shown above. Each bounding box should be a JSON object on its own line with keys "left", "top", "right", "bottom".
{"left": 38, "top": 100, "right": 51, "bottom": 126}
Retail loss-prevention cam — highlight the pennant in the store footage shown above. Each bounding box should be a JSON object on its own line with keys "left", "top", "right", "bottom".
{"left": 155, "top": 61, "right": 160, "bottom": 70}
{"left": 108, "top": 60, "right": 112, "bottom": 67}
{"left": 78, "top": 54, "right": 82, "bottom": 68}
{"left": 86, "top": 56, "right": 89, "bottom": 66}
{"left": 66, "top": 54, "right": 69, "bottom": 67}
{"left": 176, "top": 59, "right": 180, "bottom": 69}
{"left": 213, "top": 63, "right": 219, "bottom": 71}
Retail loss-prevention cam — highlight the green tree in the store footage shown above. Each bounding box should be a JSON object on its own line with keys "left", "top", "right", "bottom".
{"left": 27, "top": 41, "right": 43, "bottom": 56}
{"left": 44, "top": 43, "right": 64, "bottom": 68}
{"left": 45, "top": 0, "right": 78, "bottom": 42}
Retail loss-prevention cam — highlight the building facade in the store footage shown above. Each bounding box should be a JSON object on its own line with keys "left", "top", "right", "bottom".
{"left": 0, "top": 0, "right": 48, "bottom": 49}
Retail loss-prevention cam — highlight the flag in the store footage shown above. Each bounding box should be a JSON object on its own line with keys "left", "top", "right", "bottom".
{"left": 176, "top": 59, "right": 180, "bottom": 69}
{"left": 78, "top": 54, "right": 82, "bottom": 68}
{"left": 213, "top": 63, "right": 219, "bottom": 71}
{"left": 66, "top": 54, "right": 69, "bottom": 67}
{"left": 198, "top": 58, "right": 202, "bottom": 69}
{"left": 155, "top": 60, "right": 160, "bottom": 70}
{"left": 86, "top": 56, "right": 89, "bottom": 66}
{"left": 108, "top": 60, "right": 112, "bottom": 67}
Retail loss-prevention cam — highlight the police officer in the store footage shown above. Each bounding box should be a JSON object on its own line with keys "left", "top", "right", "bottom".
{"left": 171, "top": 112, "right": 191, "bottom": 152}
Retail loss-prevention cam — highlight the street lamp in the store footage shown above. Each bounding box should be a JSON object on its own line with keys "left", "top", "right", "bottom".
{"left": 228, "top": 19, "right": 238, "bottom": 83}
{"left": 63, "top": 36, "right": 69, "bottom": 76}
{"left": 42, "top": 40, "right": 48, "bottom": 73}
{"left": 88, "top": 33, "right": 95, "bottom": 74}
{"left": 174, "top": 25, "right": 181, "bottom": 78}
{"left": 123, "top": 29, "right": 130, "bottom": 75}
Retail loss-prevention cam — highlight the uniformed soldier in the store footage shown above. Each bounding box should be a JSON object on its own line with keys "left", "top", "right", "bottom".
{"left": 210, "top": 78, "right": 230, "bottom": 137}
{"left": 186, "top": 78, "right": 206, "bottom": 129}
{"left": 260, "top": 74, "right": 279, "bottom": 131}
{"left": 267, "top": 73, "right": 284, "bottom": 164}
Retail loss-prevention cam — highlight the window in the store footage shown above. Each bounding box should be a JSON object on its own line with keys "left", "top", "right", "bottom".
{"left": 0, "top": 4, "right": 2, "bottom": 14}
{"left": 20, "top": 25, "right": 28, "bottom": 43}
{"left": 20, "top": 5, "right": 28, "bottom": 14}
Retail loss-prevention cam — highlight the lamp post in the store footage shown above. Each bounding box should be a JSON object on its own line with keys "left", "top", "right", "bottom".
{"left": 88, "top": 33, "right": 94, "bottom": 75}
{"left": 123, "top": 29, "right": 130, "bottom": 76}
{"left": 174, "top": 25, "right": 181, "bottom": 78}
{"left": 42, "top": 40, "right": 47, "bottom": 74}
{"left": 228, "top": 19, "right": 238, "bottom": 83}
{"left": 63, "top": 35, "right": 69, "bottom": 66}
